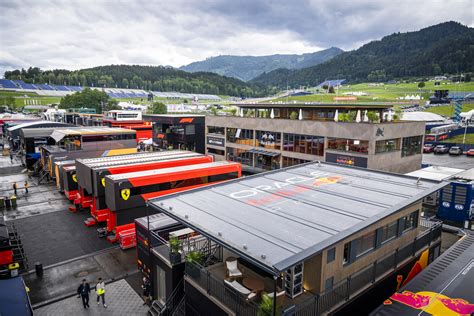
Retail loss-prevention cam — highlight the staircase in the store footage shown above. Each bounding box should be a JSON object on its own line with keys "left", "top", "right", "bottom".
{"left": 37, "top": 168, "right": 50, "bottom": 184}
{"left": 7, "top": 222, "right": 28, "bottom": 272}
{"left": 198, "top": 239, "right": 222, "bottom": 267}
{"left": 149, "top": 278, "right": 184, "bottom": 316}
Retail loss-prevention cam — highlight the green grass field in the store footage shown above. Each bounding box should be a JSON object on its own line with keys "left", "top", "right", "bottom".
{"left": 268, "top": 81, "right": 474, "bottom": 104}
{"left": 0, "top": 90, "right": 231, "bottom": 110}
{"left": 441, "top": 134, "right": 474, "bottom": 144}
{"left": 426, "top": 104, "right": 474, "bottom": 117}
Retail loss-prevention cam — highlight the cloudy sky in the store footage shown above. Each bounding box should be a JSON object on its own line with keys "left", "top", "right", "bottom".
{"left": 0, "top": 0, "right": 472, "bottom": 76}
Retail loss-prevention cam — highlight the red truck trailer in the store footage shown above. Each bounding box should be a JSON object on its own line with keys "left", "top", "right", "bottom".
{"left": 104, "top": 161, "right": 242, "bottom": 246}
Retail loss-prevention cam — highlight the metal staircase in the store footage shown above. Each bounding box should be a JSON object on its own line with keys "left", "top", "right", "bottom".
{"left": 149, "top": 278, "right": 184, "bottom": 316}
{"left": 7, "top": 222, "right": 28, "bottom": 272}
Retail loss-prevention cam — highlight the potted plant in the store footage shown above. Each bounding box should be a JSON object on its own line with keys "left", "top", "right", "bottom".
{"left": 169, "top": 236, "right": 182, "bottom": 265}
{"left": 367, "top": 111, "right": 379, "bottom": 123}
{"left": 257, "top": 293, "right": 280, "bottom": 316}
{"left": 289, "top": 111, "right": 298, "bottom": 120}
{"left": 185, "top": 251, "right": 204, "bottom": 278}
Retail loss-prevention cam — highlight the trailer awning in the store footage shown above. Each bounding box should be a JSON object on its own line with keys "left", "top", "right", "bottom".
{"left": 247, "top": 148, "right": 280, "bottom": 157}
{"left": 50, "top": 130, "right": 66, "bottom": 142}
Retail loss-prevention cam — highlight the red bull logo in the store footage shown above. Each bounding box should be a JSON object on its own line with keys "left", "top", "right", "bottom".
{"left": 386, "top": 291, "right": 474, "bottom": 315}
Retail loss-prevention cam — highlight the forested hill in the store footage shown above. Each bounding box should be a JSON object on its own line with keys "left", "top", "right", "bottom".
{"left": 4, "top": 65, "right": 272, "bottom": 97}
{"left": 180, "top": 47, "right": 343, "bottom": 81}
{"left": 251, "top": 21, "right": 474, "bottom": 88}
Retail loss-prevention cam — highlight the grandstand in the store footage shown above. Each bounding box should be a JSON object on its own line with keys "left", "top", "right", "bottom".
{"left": 0, "top": 79, "right": 221, "bottom": 100}
{"left": 316, "top": 79, "right": 346, "bottom": 89}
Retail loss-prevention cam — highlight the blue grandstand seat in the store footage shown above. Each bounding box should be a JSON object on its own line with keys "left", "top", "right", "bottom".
{"left": 67, "top": 86, "right": 83, "bottom": 91}
{"left": 12, "top": 80, "right": 38, "bottom": 90}
{"left": 55, "top": 85, "right": 70, "bottom": 91}
{"left": 36, "top": 84, "right": 55, "bottom": 90}
{"left": 0, "top": 79, "right": 19, "bottom": 89}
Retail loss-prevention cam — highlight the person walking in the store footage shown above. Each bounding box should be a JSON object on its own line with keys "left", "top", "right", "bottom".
{"left": 12, "top": 182, "right": 17, "bottom": 196}
{"left": 24, "top": 181, "right": 29, "bottom": 195}
{"left": 10, "top": 152, "right": 13, "bottom": 164}
{"left": 141, "top": 277, "right": 151, "bottom": 306}
{"left": 77, "top": 279, "right": 91, "bottom": 309}
{"left": 96, "top": 278, "right": 107, "bottom": 308}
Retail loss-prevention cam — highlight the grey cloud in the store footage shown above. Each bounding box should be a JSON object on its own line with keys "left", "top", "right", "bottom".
{"left": 0, "top": 0, "right": 472, "bottom": 76}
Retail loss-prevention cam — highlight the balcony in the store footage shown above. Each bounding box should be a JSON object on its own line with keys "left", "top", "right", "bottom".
{"left": 184, "top": 222, "right": 442, "bottom": 315}
{"left": 150, "top": 229, "right": 222, "bottom": 266}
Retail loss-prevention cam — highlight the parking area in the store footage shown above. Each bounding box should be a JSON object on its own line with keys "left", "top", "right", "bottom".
{"left": 423, "top": 153, "right": 474, "bottom": 169}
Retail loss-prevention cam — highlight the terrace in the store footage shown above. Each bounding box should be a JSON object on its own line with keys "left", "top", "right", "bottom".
{"left": 183, "top": 221, "right": 441, "bottom": 315}
{"left": 147, "top": 161, "right": 447, "bottom": 315}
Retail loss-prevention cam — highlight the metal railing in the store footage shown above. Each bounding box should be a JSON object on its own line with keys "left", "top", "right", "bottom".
{"left": 150, "top": 231, "right": 222, "bottom": 265}
{"left": 185, "top": 261, "right": 259, "bottom": 316}
{"left": 293, "top": 222, "right": 442, "bottom": 315}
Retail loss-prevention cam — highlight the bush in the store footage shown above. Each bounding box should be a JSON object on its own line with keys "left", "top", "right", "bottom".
{"left": 257, "top": 294, "right": 280, "bottom": 316}
{"left": 367, "top": 111, "right": 379, "bottom": 123}
{"left": 169, "top": 236, "right": 181, "bottom": 254}
{"left": 289, "top": 111, "right": 298, "bottom": 120}
{"left": 149, "top": 102, "right": 167, "bottom": 114}
{"left": 418, "top": 81, "right": 425, "bottom": 88}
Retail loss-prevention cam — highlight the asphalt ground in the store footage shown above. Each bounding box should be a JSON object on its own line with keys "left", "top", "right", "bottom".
{"left": 24, "top": 246, "right": 138, "bottom": 305}
{"left": 13, "top": 209, "right": 114, "bottom": 267}
{"left": 422, "top": 152, "right": 474, "bottom": 169}
{"left": 33, "top": 278, "right": 148, "bottom": 315}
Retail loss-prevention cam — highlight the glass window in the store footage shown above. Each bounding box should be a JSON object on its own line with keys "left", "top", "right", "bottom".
{"left": 327, "top": 248, "right": 335, "bottom": 263}
{"left": 402, "top": 211, "right": 418, "bottom": 232}
{"left": 256, "top": 131, "right": 281, "bottom": 150}
{"left": 354, "top": 231, "right": 375, "bottom": 258}
{"left": 208, "top": 126, "right": 225, "bottom": 135}
{"left": 156, "top": 265, "right": 166, "bottom": 304}
{"left": 343, "top": 243, "right": 350, "bottom": 264}
{"left": 401, "top": 136, "right": 423, "bottom": 157}
{"left": 282, "top": 156, "right": 310, "bottom": 167}
{"left": 375, "top": 138, "right": 401, "bottom": 154}
{"left": 226, "top": 128, "right": 253, "bottom": 144}
{"left": 226, "top": 147, "right": 253, "bottom": 167}
{"left": 283, "top": 133, "right": 324, "bottom": 156}
{"left": 327, "top": 138, "right": 369, "bottom": 154}
{"left": 207, "top": 147, "right": 225, "bottom": 156}
{"left": 379, "top": 221, "right": 398, "bottom": 244}
{"left": 325, "top": 277, "right": 334, "bottom": 291}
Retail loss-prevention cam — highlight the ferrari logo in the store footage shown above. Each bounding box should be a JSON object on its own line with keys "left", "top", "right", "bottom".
{"left": 101, "top": 178, "right": 106, "bottom": 187}
{"left": 121, "top": 188, "right": 131, "bottom": 200}
{"left": 72, "top": 174, "right": 77, "bottom": 183}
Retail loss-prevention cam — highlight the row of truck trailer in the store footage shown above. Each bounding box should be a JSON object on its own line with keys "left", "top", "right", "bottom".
{"left": 54, "top": 150, "right": 241, "bottom": 249}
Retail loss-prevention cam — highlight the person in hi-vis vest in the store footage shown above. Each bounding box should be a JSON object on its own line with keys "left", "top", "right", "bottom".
{"left": 96, "top": 278, "right": 107, "bottom": 308}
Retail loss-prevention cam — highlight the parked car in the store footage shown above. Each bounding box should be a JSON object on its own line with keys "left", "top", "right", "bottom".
{"left": 448, "top": 146, "right": 463, "bottom": 156}
{"left": 423, "top": 144, "right": 435, "bottom": 153}
{"left": 466, "top": 149, "right": 474, "bottom": 157}
{"left": 433, "top": 145, "right": 450, "bottom": 154}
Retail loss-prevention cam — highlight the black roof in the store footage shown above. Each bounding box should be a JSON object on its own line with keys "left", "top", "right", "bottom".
{"left": 148, "top": 161, "right": 446, "bottom": 274}
{"left": 371, "top": 232, "right": 474, "bottom": 315}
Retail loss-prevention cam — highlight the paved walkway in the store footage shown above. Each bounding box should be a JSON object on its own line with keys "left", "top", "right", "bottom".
{"left": 34, "top": 279, "right": 149, "bottom": 316}
{"left": 24, "top": 246, "right": 137, "bottom": 304}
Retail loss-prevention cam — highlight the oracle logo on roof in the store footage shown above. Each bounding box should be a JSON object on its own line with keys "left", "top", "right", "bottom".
{"left": 229, "top": 171, "right": 340, "bottom": 200}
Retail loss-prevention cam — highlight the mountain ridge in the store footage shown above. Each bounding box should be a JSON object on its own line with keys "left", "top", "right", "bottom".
{"left": 180, "top": 47, "right": 343, "bottom": 81}
{"left": 250, "top": 21, "right": 474, "bottom": 87}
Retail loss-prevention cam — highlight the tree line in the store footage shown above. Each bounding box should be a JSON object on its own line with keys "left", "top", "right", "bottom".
{"left": 4, "top": 65, "right": 273, "bottom": 97}
{"left": 251, "top": 21, "right": 474, "bottom": 88}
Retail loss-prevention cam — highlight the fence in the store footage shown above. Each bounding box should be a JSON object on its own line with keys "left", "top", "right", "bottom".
{"left": 294, "top": 222, "right": 442, "bottom": 315}
{"left": 185, "top": 261, "right": 259, "bottom": 316}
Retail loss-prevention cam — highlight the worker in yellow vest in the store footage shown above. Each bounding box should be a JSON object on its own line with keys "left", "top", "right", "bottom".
{"left": 24, "top": 181, "right": 29, "bottom": 194}
{"left": 96, "top": 278, "right": 107, "bottom": 308}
